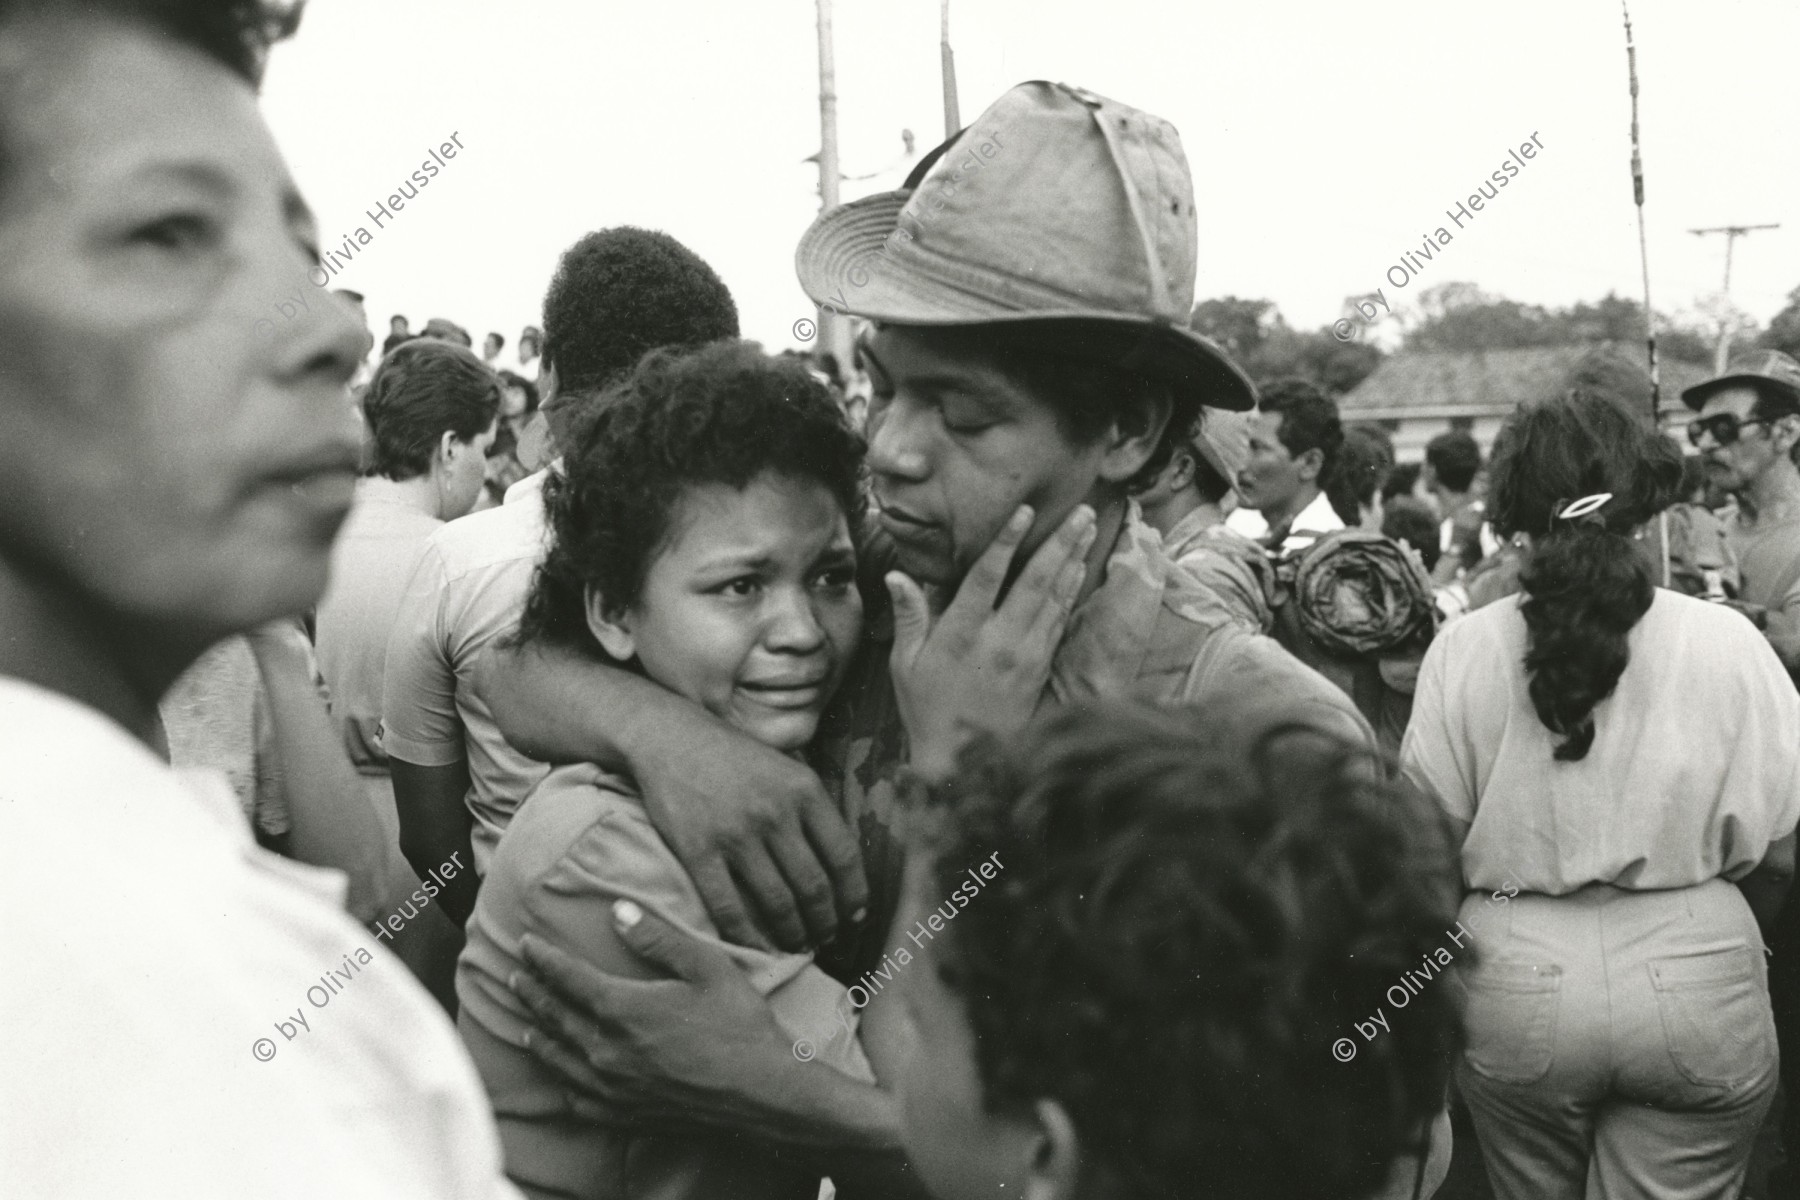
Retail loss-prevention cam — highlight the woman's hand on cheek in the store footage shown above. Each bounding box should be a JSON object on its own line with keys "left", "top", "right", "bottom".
{"left": 887, "top": 503, "right": 1095, "bottom": 782}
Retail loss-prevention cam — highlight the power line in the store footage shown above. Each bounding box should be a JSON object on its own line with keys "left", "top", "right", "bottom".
{"left": 1689, "top": 223, "right": 1781, "bottom": 370}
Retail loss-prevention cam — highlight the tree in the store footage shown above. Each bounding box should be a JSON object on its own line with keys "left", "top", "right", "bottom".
{"left": 1189, "top": 296, "right": 1382, "bottom": 396}
{"left": 1399, "top": 284, "right": 1721, "bottom": 364}
{"left": 1403, "top": 283, "right": 1553, "bottom": 352}
{"left": 1188, "top": 296, "right": 1280, "bottom": 363}
{"left": 1760, "top": 286, "right": 1800, "bottom": 360}
{"left": 1254, "top": 324, "right": 1383, "bottom": 395}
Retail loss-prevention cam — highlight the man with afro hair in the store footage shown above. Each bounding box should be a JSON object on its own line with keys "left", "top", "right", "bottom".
{"left": 383, "top": 226, "right": 740, "bottom": 933}
{"left": 540, "top": 225, "right": 740, "bottom": 397}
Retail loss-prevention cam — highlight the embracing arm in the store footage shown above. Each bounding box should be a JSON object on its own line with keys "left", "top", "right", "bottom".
{"left": 390, "top": 756, "right": 482, "bottom": 927}
{"left": 246, "top": 621, "right": 397, "bottom": 923}
{"left": 510, "top": 908, "right": 908, "bottom": 1153}
{"left": 481, "top": 640, "right": 867, "bottom": 950}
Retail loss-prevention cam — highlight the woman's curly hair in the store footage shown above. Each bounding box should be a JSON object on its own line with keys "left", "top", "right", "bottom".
{"left": 911, "top": 699, "right": 1464, "bottom": 1200}
{"left": 516, "top": 339, "right": 865, "bottom": 658}
{"left": 1486, "top": 386, "right": 1684, "bottom": 760}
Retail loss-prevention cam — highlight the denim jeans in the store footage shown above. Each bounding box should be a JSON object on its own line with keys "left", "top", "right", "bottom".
{"left": 1453, "top": 880, "right": 1777, "bottom": 1200}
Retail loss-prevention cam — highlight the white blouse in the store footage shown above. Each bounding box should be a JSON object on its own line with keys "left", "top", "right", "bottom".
{"left": 1402, "top": 590, "right": 1800, "bottom": 894}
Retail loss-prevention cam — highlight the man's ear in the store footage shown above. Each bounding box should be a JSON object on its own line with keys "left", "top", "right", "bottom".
{"left": 1020, "top": 1097, "right": 1083, "bottom": 1200}
{"left": 437, "top": 429, "right": 462, "bottom": 468}
{"left": 1296, "top": 446, "right": 1325, "bottom": 485}
{"left": 584, "top": 584, "right": 636, "bottom": 661}
{"left": 1773, "top": 413, "right": 1800, "bottom": 457}
{"left": 1096, "top": 389, "right": 1175, "bottom": 484}
{"left": 1168, "top": 449, "right": 1197, "bottom": 494}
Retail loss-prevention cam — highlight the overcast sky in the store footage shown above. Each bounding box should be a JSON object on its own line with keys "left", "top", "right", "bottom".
{"left": 261, "top": 0, "right": 1800, "bottom": 356}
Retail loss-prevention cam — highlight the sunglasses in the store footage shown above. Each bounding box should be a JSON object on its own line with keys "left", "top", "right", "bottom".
{"left": 1687, "top": 413, "right": 1771, "bottom": 448}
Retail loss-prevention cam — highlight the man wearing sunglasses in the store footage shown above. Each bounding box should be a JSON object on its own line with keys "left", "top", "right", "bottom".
{"left": 1684, "top": 349, "right": 1800, "bottom": 1197}
{"left": 1683, "top": 350, "right": 1800, "bottom": 675}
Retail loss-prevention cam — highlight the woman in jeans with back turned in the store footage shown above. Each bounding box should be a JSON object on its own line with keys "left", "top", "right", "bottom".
{"left": 1402, "top": 385, "right": 1800, "bottom": 1200}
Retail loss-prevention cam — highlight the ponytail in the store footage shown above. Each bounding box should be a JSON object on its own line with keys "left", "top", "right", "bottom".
{"left": 1487, "top": 387, "right": 1685, "bottom": 762}
{"left": 1517, "top": 520, "right": 1653, "bottom": 761}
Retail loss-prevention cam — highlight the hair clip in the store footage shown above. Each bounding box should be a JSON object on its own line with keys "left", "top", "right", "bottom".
{"left": 1557, "top": 493, "right": 1612, "bottom": 520}
{"left": 1549, "top": 492, "right": 1612, "bottom": 533}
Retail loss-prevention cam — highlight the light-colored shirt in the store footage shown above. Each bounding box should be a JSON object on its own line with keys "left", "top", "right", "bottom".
{"left": 316, "top": 478, "right": 444, "bottom": 771}
{"left": 1401, "top": 590, "right": 1800, "bottom": 894}
{"left": 1729, "top": 509, "right": 1800, "bottom": 671}
{"left": 0, "top": 677, "right": 518, "bottom": 1199}
{"left": 1225, "top": 504, "right": 1269, "bottom": 541}
{"left": 1161, "top": 508, "right": 1274, "bottom": 634}
{"left": 458, "top": 764, "right": 868, "bottom": 1200}
{"left": 1275, "top": 488, "right": 1347, "bottom": 556}
{"left": 1730, "top": 511, "right": 1800, "bottom": 611}
{"left": 382, "top": 486, "right": 550, "bottom": 873}
{"left": 503, "top": 467, "right": 549, "bottom": 508}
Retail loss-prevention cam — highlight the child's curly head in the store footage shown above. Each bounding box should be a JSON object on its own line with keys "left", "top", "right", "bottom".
{"left": 907, "top": 699, "right": 1463, "bottom": 1200}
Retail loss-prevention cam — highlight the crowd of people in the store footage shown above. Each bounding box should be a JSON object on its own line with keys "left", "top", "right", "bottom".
{"left": 4, "top": 4, "right": 1799, "bottom": 1200}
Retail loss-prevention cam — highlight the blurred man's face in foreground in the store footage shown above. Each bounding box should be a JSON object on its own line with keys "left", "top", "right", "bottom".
{"left": 0, "top": 15, "right": 367, "bottom": 659}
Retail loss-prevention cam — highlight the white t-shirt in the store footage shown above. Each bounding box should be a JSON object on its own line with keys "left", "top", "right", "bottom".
{"left": 316, "top": 479, "right": 443, "bottom": 771}
{"left": 1224, "top": 489, "right": 1345, "bottom": 554}
{"left": 382, "top": 486, "right": 550, "bottom": 872}
{"left": 1402, "top": 590, "right": 1800, "bottom": 894}
{"left": 0, "top": 678, "right": 519, "bottom": 1199}
{"left": 1276, "top": 489, "right": 1346, "bottom": 555}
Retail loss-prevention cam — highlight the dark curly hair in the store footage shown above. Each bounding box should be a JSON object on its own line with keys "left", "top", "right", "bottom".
{"left": 1486, "top": 387, "right": 1684, "bottom": 760}
{"left": 1382, "top": 496, "right": 1442, "bottom": 573}
{"left": 891, "top": 320, "right": 1195, "bottom": 492}
{"left": 496, "top": 369, "right": 539, "bottom": 416}
{"left": 540, "top": 226, "right": 740, "bottom": 397}
{"left": 1425, "top": 430, "right": 1482, "bottom": 494}
{"left": 909, "top": 699, "right": 1463, "bottom": 1200}
{"left": 1260, "top": 377, "right": 1344, "bottom": 474}
{"left": 1327, "top": 423, "right": 1395, "bottom": 525}
{"left": 517, "top": 339, "right": 865, "bottom": 655}
{"left": 361, "top": 339, "right": 502, "bottom": 481}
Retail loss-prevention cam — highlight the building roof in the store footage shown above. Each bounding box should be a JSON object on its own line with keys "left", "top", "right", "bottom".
{"left": 1340, "top": 342, "right": 1711, "bottom": 421}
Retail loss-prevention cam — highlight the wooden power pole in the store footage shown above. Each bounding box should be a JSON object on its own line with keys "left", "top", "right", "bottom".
{"left": 813, "top": 0, "right": 852, "bottom": 370}
{"left": 940, "top": 0, "right": 961, "bottom": 140}
{"left": 1690, "top": 223, "right": 1780, "bottom": 371}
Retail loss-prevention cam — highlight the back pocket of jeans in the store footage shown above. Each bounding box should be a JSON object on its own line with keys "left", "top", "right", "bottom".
{"left": 1459, "top": 960, "right": 1561, "bottom": 1085}
{"left": 1650, "top": 946, "right": 1774, "bottom": 1090}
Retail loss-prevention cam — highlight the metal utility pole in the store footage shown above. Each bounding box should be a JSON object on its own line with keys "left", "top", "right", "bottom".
{"left": 1622, "top": 1, "right": 1658, "bottom": 428}
{"left": 813, "top": 0, "right": 852, "bottom": 369}
{"left": 940, "top": 0, "right": 961, "bottom": 139}
{"left": 1690, "top": 223, "right": 1780, "bottom": 371}
{"left": 1621, "top": 1, "right": 1669, "bottom": 585}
